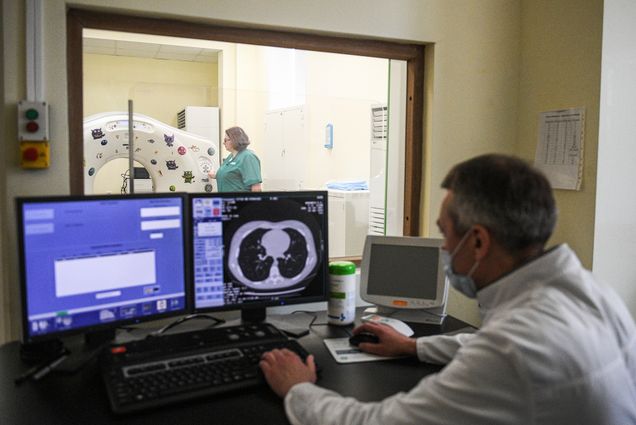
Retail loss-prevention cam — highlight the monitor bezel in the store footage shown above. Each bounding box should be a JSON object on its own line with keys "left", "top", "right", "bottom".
{"left": 188, "top": 190, "right": 329, "bottom": 316}
{"left": 16, "top": 193, "right": 191, "bottom": 344}
{"left": 359, "top": 235, "right": 448, "bottom": 310}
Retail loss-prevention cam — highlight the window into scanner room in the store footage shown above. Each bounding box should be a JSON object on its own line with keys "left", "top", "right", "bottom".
{"left": 82, "top": 30, "right": 408, "bottom": 257}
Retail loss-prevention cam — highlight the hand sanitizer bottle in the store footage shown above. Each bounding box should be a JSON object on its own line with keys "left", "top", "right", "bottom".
{"left": 327, "top": 261, "right": 356, "bottom": 325}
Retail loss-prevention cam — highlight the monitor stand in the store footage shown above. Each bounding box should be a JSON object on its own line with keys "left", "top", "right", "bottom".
{"left": 363, "top": 305, "right": 447, "bottom": 325}
{"left": 241, "top": 307, "right": 267, "bottom": 323}
{"left": 56, "top": 329, "right": 117, "bottom": 373}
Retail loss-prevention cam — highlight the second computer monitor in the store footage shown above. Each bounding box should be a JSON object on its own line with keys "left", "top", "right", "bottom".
{"left": 359, "top": 235, "right": 448, "bottom": 324}
{"left": 190, "top": 191, "right": 329, "bottom": 321}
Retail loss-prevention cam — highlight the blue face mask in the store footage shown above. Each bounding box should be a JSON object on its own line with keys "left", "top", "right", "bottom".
{"left": 441, "top": 231, "right": 480, "bottom": 299}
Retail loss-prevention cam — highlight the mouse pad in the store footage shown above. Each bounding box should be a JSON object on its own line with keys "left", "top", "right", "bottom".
{"left": 323, "top": 338, "right": 403, "bottom": 364}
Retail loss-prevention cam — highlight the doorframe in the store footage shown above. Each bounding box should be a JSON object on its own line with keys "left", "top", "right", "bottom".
{"left": 67, "top": 8, "right": 425, "bottom": 235}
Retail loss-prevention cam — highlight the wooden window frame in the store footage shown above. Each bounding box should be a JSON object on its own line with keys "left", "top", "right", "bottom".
{"left": 67, "top": 8, "right": 424, "bottom": 235}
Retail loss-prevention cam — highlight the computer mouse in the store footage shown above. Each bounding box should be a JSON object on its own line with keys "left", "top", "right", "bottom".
{"left": 348, "top": 332, "right": 380, "bottom": 346}
{"left": 361, "top": 314, "right": 415, "bottom": 337}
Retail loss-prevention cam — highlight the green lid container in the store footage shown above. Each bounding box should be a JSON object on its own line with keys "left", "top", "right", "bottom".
{"left": 328, "top": 261, "right": 356, "bottom": 275}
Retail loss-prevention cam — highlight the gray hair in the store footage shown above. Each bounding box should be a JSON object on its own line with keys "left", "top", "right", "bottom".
{"left": 225, "top": 126, "right": 250, "bottom": 151}
{"left": 441, "top": 154, "right": 557, "bottom": 253}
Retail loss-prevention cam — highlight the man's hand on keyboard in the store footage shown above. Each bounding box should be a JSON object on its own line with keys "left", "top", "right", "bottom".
{"left": 259, "top": 349, "right": 317, "bottom": 398}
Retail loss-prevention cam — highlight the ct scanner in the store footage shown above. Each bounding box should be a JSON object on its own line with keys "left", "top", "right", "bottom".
{"left": 84, "top": 112, "right": 219, "bottom": 194}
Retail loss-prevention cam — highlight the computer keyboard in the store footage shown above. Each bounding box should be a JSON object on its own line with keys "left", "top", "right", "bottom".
{"left": 100, "top": 322, "right": 312, "bottom": 414}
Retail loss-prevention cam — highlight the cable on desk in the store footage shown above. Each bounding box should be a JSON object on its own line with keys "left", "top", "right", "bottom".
{"left": 147, "top": 314, "right": 226, "bottom": 338}
{"left": 289, "top": 310, "right": 321, "bottom": 328}
{"left": 288, "top": 310, "right": 353, "bottom": 334}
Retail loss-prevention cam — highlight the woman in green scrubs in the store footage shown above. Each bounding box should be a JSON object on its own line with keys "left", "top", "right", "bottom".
{"left": 209, "top": 126, "right": 262, "bottom": 192}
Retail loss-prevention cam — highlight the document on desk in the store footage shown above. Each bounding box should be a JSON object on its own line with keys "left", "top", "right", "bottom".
{"left": 323, "top": 338, "right": 403, "bottom": 364}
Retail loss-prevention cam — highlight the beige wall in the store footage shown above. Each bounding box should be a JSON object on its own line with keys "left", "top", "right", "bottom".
{"left": 0, "top": 0, "right": 8, "bottom": 343}
{"left": 515, "top": 0, "right": 603, "bottom": 269}
{"left": 4, "top": 0, "right": 572, "bottom": 342}
{"left": 84, "top": 54, "right": 218, "bottom": 127}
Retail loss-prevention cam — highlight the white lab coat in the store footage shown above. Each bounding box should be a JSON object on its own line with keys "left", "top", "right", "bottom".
{"left": 284, "top": 245, "right": 636, "bottom": 425}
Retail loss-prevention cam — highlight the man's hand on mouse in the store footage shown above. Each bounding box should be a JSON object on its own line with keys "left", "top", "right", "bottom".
{"left": 260, "top": 349, "right": 317, "bottom": 398}
{"left": 352, "top": 322, "right": 417, "bottom": 357}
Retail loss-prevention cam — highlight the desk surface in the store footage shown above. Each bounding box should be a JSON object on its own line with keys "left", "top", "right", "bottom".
{"left": 0, "top": 311, "right": 471, "bottom": 425}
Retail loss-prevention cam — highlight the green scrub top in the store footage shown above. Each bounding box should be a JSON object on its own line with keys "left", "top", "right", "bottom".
{"left": 216, "top": 149, "right": 262, "bottom": 192}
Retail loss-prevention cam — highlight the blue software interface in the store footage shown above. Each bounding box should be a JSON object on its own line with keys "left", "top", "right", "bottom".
{"left": 20, "top": 196, "right": 187, "bottom": 338}
{"left": 191, "top": 192, "right": 327, "bottom": 310}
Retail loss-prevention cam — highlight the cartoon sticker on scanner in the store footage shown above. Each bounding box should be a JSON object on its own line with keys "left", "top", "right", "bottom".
{"left": 182, "top": 170, "right": 194, "bottom": 183}
{"left": 164, "top": 134, "right": 174, "bottom": 147}
{"left": 91, "top": 128, "right": 105, "bottom": 139}
{"left": 226, "top": 220, "right": 319, "bottom": 296}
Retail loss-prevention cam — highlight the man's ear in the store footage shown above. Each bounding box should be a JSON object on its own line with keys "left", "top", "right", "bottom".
{"left": 471, "top": 225, "right": 491, "bottom": 261}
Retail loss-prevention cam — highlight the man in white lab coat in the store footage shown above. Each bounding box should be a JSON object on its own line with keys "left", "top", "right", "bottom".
{"left": 259, "top": 153, "right": 636, "bottom": 425}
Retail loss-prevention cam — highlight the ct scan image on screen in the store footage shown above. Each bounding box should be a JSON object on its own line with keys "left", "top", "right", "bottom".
{"left": 192, "top": 192, "right": 327, "bottom": 311}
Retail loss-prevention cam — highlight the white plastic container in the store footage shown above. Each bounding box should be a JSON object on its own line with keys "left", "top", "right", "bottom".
{"left": 327, "top": 261, "right": 357, "bottom": 325}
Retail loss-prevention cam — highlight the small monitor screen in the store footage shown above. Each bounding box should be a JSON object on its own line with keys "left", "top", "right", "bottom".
{"left": 360, "top": 236, "right": 447, "bottom": 315}
{"left": 17, "top": 195, "right": 188, "bottom": 341}
{"left": 191, "top": 191, "right": 328, "bottom": 311}
{"left": 367, "top": 244, "right": 439, "bottom": 299}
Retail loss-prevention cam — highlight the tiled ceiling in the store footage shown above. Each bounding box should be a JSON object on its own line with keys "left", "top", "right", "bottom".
{"left": 83, "top": 38, "right": 219, "bottom": 63}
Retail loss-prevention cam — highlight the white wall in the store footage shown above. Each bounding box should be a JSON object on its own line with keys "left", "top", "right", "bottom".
{"left": 2, "top": 0, "right": 523, "bottom": 341}
{"left": 228, "top": 46, "right": 388, "bottom": 190}
{"left": 594, "top": 0, "right": 636, "bottom": 317}
{"left": 304, "top": 52, "right": 388, "bottom": 188}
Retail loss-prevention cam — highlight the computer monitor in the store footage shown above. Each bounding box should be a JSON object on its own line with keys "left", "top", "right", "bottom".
{"left": 359, "top": 235, "right": 448, "bottom": 324}
{"left": 190, "top": 191, "right": 328, "bottom": 322}
{"left": 16, "top": 194, "right": 189, "bottom": 344}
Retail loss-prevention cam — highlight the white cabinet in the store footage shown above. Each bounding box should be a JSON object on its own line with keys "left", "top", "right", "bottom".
{"left": 328, "top": 190, "right": 370, "bottom": 257}
{"left": 369, "top": 105, "right": 388, "bottom": 235}
{"left": 263, "top": 105, "right": 307, "bottom": 190}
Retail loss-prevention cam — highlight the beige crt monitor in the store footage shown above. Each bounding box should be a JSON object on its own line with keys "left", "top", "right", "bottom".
{"left": 359, "top": 235, "right": 448, "bottom": 324}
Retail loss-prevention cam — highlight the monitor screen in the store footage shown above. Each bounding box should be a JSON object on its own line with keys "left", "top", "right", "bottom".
{"left": 360, "top": 236, "right": 447, "bottom": 310}
{"left": 190, "top": 191, "right": 328, "bottom": 316}
{"left": 17, "top": 194, "right": 188, "bottom": 342}
{"left": 367, "top": 244, "right": 439, "bottom": 300}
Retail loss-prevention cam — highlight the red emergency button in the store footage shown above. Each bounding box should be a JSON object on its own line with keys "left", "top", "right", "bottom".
{"left": 25, "top": 121, "right": 40, "bottom": 133}
{"left": 22, "top": 147, "right": 39, "bottom": 162}
{"left": 110, "top": 346, "right": 127, "bottom": 354}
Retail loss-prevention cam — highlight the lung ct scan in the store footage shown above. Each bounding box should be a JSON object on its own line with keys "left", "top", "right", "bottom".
{"left": 228, "top": 219, "right": 318, "bottom": 295}
{"left": 191, "top": 193, "right": 327, "bottom": 310}
{"left": 223, "top": 199, "right": 322, "bottom": 298}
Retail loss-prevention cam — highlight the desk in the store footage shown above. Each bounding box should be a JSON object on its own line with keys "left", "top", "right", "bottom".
{"left": 0, "top": 311, "right": 471, "bottom": 425}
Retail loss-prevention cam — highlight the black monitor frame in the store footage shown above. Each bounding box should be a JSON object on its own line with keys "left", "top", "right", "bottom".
{"left": 188, "top": 190, "right": 329, "bottom": 322}
{"left": 16, "top": 193, "right": 191, "bottom": 344}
